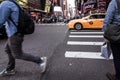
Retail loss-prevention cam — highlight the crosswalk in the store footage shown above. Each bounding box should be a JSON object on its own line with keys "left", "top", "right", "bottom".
{"left": 67, "top": 41, "right": 103, "bottom": 46}
{"left": 65, "top": 30, "right": 113, "bottom": 59}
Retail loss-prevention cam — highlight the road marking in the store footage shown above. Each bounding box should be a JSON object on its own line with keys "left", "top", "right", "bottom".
{"left": 69, "top": 35, "right": 103, "bottom": 38}
{"left": 67, "top": 41, "right": 103, "bottom": 46}
{"left": 65, "top": 51, "right": 113, "bottom": 59}
{"left": 70, "top": 32, "right": 103, "bottom": 34}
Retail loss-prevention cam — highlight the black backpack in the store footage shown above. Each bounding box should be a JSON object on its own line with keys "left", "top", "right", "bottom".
{"left": 8, "top": 0, "right": 35, "bottom": 35}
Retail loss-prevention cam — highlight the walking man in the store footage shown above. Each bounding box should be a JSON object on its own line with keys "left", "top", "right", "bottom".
{"left": 0, "top": 0, "right": 47, "bottom": 76}
{"left": 103, "top": 0, "right": 120, "bottom": 80}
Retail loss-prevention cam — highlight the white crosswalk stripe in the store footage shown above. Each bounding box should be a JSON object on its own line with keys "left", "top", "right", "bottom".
{"left": 69, "top": 35, "right": 103, "bottom": 38}
{"left": 70, "top": 32, "right": 104, "bottom": 34}
{"left": 65, "top": 51, "right": 113, "bottom": 59}
{"left": 65, "top": 30, "right": 113, "bottom": 59}
{"left": 67, "top": 41, "right": 103, "bottom": 46}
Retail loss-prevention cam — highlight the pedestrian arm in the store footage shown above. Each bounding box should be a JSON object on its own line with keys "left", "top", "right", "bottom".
{"left": 0, "top": 3, "right": 11, "bottom": 28}
{"left": 102, "top": 0, "right": 116, "bottom": 32}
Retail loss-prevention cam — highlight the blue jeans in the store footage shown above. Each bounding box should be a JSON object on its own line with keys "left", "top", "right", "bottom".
{"left": 5, "top": 33, "right": 42, "bottom": 71}
{"left": 110, "top": 43, "right": 120, "bottom": 80}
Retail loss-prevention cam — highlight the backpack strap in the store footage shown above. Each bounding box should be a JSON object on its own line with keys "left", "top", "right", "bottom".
{"left": 116, "top": 0, "right": 120, "bottom": 14}
{"left": 9, "top": 16, "right": 17, "bottom": 27}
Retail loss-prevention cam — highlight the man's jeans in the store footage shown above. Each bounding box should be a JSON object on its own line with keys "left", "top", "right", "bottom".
{"left": 5, "top": 33, "right": 42, "bottom": 71}
{"left": 110, "top": 43, "right": 120, "bottom": 80}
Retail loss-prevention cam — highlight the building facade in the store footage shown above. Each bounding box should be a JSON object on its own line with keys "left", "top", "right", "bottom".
{"left": 28, "top": 0, "right": 41, "bottom": 9}
{"left": 75, "top": 0, "right": 111, "bottom": 16}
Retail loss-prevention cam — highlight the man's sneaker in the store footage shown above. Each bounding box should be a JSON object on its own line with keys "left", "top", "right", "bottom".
{"left": 40, "top": 57, "right": 47, "bottom": 73}
{"left": 106, "top": 72, "right": 116, "bottom": 80}
{"left": 0, "top": 69, "right": 16, "bottom": 77}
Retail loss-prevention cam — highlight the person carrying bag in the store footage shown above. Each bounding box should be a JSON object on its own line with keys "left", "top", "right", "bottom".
{"left": 102, "top": 0, "right": 120, "bottom": 80}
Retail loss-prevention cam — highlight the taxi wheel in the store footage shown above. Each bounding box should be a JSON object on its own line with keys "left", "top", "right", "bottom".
{"left": 74, "top": 23, "right": 82, "bottom": 30}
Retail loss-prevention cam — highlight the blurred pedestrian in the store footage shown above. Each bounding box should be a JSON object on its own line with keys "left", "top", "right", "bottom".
{"left": 0, "top": 0, "right": 47, "bottom": 77}
{"left": 102, "top": 0, "right": 120, "bottom": 80}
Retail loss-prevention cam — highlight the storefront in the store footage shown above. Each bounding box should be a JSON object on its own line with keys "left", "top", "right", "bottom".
{"left": 83, "top": 0, "right": 97, "bottom": 16}
{"left": 98, "top": 0, "right": 107, "bottom": 11}
{"left": 83, "top": 0, "right": 110, "bottom": 16}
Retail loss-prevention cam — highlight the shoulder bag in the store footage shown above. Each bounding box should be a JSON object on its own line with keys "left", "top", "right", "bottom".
{"left": 104, "top": 0, "right": 120, "bottom": 43}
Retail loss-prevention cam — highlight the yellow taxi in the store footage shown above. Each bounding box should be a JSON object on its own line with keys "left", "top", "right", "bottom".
{"left": 68, "top": 13, "right": 105, "bottom": 30}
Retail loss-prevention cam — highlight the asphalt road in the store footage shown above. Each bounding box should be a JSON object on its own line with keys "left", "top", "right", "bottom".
{"left": 41, "top": 29, "right": 115, "bottom": 80}
{"left": 0, "top": 23, "right": 115, "bottom": 80}
{"left": 0, "top": 23, "right": 68, "bottom": 80}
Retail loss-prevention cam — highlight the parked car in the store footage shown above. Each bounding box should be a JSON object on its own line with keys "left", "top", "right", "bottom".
{"left": 68, "top": 13, "right": 105, "bottom": 30}
{"left": 0, "top": 25, "right": 7, "bottom": 36}
{"left": 57, "top": 15, "right": 64, "bottom": 22}
{"left": 42, "top": 16, "right": 54, "bottom": 23}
